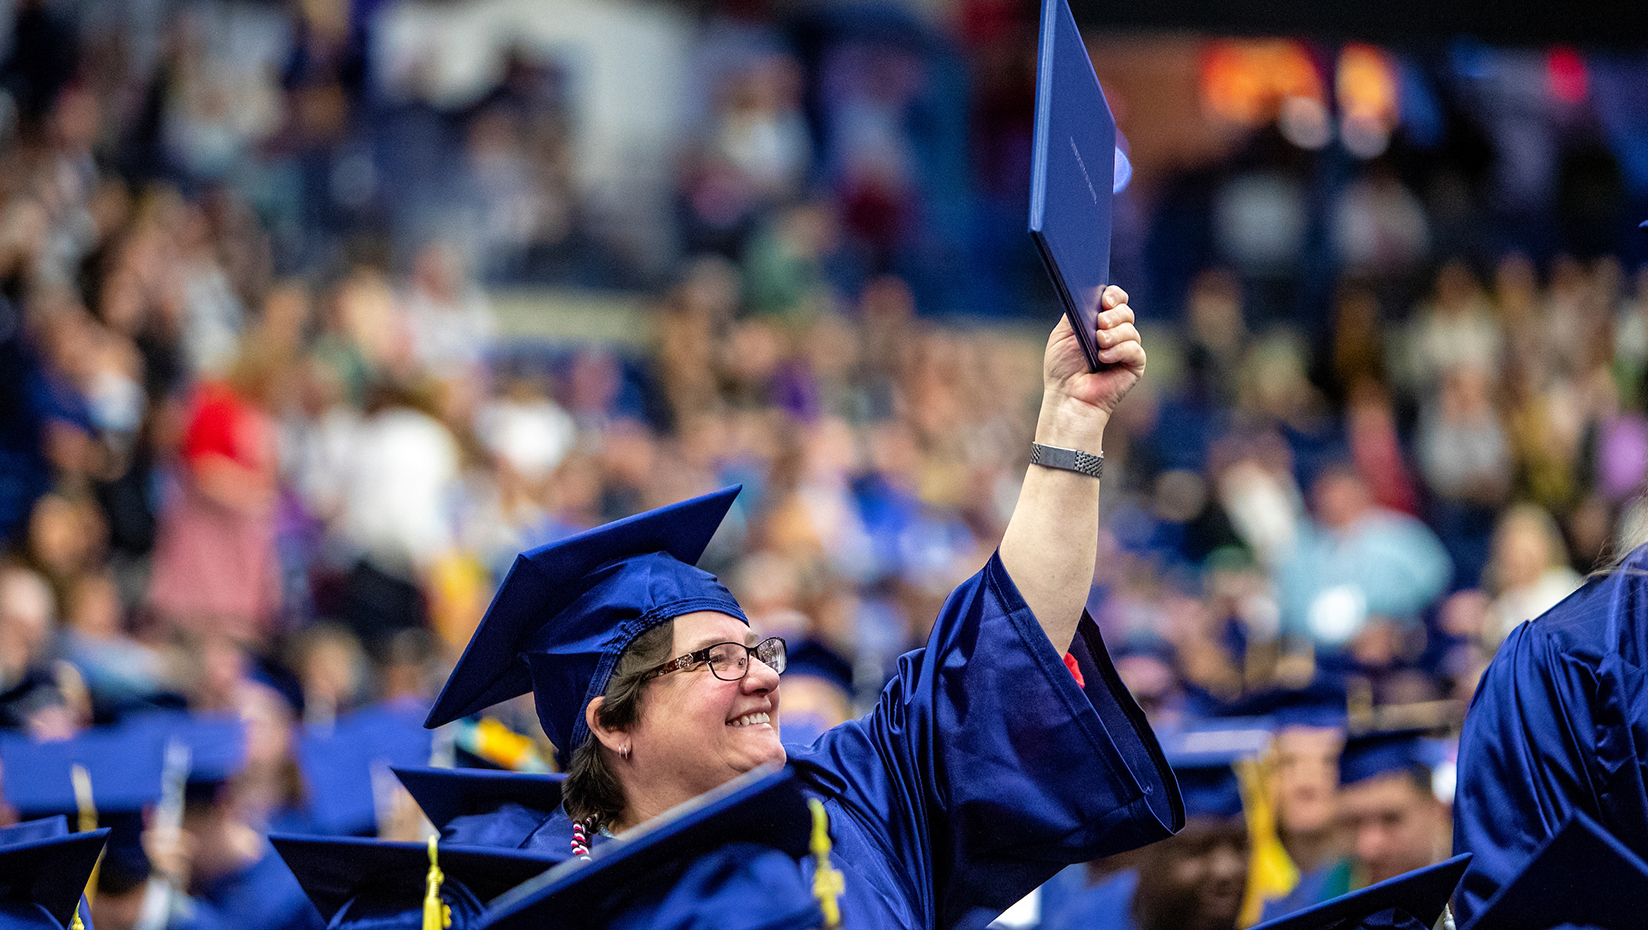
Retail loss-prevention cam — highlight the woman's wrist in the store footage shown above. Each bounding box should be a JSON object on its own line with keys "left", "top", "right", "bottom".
{"left": 1034, "top": 390, "right": 1109, "bottom": 452}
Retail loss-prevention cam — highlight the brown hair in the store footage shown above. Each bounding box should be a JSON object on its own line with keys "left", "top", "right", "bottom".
{"left": 561, "top": 619, "right": 676, "bottom": 829}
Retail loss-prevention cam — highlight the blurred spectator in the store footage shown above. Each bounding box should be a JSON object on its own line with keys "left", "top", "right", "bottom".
{"left": 1274, "top": 464, "right": 1452, "bottom": 669}
{"left": 0, "top": 562, "right": 67, "bottom": 733}
{"left": 147, "top": 348, "right": 285, "bottom": 646}
{"left": 1480, "top": 503, "right": 1581, "bottom": 648}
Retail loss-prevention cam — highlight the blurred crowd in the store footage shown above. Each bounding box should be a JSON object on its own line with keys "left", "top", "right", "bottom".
{"left": 3, "top": 0, "right": 1648, "bottom": 928}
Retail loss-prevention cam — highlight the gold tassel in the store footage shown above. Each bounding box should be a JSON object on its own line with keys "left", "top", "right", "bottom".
{"left": 70, "top": 907, "right": 86, "bottom": 930}
{"left": 1235, "top": 754, "right": 1299, "bottom": 927}
{"left": 423, "top": 836, "right": 450, "bottom": 930}
{"left": 808, "top": 799, "right": 844, "bottom": 929}
{"left": 70, "top": 765, "right": 102, "bottom": 906}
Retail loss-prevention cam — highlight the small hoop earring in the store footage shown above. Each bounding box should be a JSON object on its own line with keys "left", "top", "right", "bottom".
{"left": 620, "top": 744, "right": 631, "bottom": 759}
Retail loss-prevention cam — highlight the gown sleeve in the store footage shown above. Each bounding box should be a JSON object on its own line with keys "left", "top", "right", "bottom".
{"left": 1451, "top": 564, "right": 1648, "bottom": 925}
{"left": 788, "top": 551, "right": 1180, "bottom": 930}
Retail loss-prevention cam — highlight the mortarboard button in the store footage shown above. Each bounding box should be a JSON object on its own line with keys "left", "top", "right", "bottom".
{"left": 390, "top": 767, "right": 564, "bottom": 833}
{"left": 1250, "top": 853, "right": 1470, "bottom": 930}
{"left": 1463, "top": 810, "right": 1648, "bottom": 930}
{"left": 479, "top": 765, "right": 816, "bottom": 930}
{"left": 270, "top": 834, "right": 558, "bottom": 930}
{"left": 424, "top": 486, "right": 745, "bottom": 757}
{"left": 0, "top": 828, "right": 111, "bottom": 930}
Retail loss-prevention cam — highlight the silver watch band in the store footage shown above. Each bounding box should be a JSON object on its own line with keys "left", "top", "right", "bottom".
{"left": 1029, "top": 442, "right": 1104, "bottom": 479}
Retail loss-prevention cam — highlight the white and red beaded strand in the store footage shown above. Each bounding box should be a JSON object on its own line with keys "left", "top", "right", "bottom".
{"left": 570, "top": 818, "right": 593, "bottom": 861}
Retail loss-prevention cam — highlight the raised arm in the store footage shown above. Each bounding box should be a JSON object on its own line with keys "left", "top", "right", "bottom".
{"left": 999, "top": 285, "right": 1144, "bottom": 654}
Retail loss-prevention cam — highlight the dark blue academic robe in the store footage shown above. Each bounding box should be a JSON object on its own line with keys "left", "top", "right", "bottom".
{"left": 444, "top": 553, "right": 1181, "bottom": 930}
{"left": 1452, "top": 546, "right": 1648, "bottom": 925}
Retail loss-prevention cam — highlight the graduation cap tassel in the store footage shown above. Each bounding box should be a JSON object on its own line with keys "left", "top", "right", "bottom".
{"left": 71, "top": 764, "right": 102, "bottom": 905}
{"left": 423, "top": 836, "right": 451, "bottom": 930}
{"left": 808, "top": 799, "right": 844, "bottom": 929}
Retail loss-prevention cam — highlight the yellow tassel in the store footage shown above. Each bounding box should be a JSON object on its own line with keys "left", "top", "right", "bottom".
{"left": 808, "top": 799, "right": 844, "bottom": 929}
{"left": 1235, "top": 754, "right": 1300, "bottom": 927}
{"left": 70, "top": 765, "right": 101, "bottom": 906}
{"left": 70, "top": 906, "right": 86, "bottom": 930}
{"left": 423, "top": 836, "right": 450, "bottom": 930}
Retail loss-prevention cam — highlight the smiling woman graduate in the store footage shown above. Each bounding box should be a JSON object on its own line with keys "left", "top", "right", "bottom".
{"left": 422, "top": 287, "right": 1183, "bottom": 929}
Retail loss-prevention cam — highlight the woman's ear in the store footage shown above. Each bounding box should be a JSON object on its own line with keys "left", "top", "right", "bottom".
{"left": 585, "top": 697, "right": 626, "bottom": 754}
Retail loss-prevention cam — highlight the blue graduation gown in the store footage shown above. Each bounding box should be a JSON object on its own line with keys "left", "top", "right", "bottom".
{"left": 444, "top": 553, "right": 1180, "bottom": 929}
{"left": 1452, "top": 548, "right": 1648, "bottom": 925}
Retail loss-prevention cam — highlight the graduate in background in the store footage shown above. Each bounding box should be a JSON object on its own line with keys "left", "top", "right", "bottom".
{"left": 421, "top": 287, "right": 1184, "bottom": 928}
{"left": 1042, "top": 719, "right": 1269, "bottom": 930}
{"left": 1262, "top": 728, "right": 1449, "bottom": 920}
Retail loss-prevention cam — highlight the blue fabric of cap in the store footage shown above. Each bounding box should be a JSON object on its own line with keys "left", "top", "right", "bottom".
{"left": 1340, "top": 729, "right": 1429, "bottom": 787}
{"left": 0, "top": 828, "right": 110, "bottom": 928}
{"left": 0, "top": 727, "right": 166, "bottom": 816}
{"left": 425, "top": 487, "right": 746, "bottom": 755}
{"left": 481, "top": 765, "right": 812, "bottom": 930}
{"left": 1160, "top": 717, "right": 1272, "bottom": 820}
{"left": 1251, "top": 854, "right": 1469, "bottom": 930}
{"left": 1463, "top": 810, "right": 1648, "bottom": 930}
{"left": 269, "top": 834, "right": 558, "bottom": 930}
{"left": 390, "top": 767, "right": 564, "bottom": 832}
{"left": 298, "top": 701, "right": 434, "bottom": 836}
{"left": 1220, "top": 680, "right": 1349, "bottom": 731}
{"left": 781, "top": 639, "right": 853, "bottom": 694}
{"left": 0, "top": 816, "right": 70, "bottom": 848}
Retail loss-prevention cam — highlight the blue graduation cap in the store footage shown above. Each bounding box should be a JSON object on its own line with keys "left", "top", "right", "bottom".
{"left": 479, "top": 766, "right": 817, "bottom": 930}
{"left": 0, "top": 828, "right": 110, "bottom": 930}
{"left": 1340, "top": 729, "right": 1433, "bottom": 788}
{"left": 1159, "top": 717, "right": 1273, "bottom": 819}
{"left": 1250, "top": 854, "right": 1469, "bottom": 930}
{"left": 424, "top": 487, "right": 746, "bottom": 756}
{"left": 390, "top": 766, "right": 564, "bottom": 832}
{"left": 1463, "top": 810, "right": 1648, "bottom": 930}
{"left": 0, "top": 727, "right": 165, "bottom": 817}
{"left": 782, "top": 640, "right": 853, "bottom": 695}
{"left": 1220, "top": 680, "right": 1349, "bottom": 732}
{"left": 298, "top": 701, "right": 436, "bottom": 836}
{"left": 269, "top": 835, "right": 558, "bottom": 930}
{"left": 0, "top": 816, "right": 70, "bottom": 847}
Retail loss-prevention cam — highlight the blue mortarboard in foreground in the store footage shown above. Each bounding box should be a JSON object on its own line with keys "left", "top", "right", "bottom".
{"left": 480, "top": 765, "right": 818, "bottom": 930}
{"left": 1340, "top": 729, "right": 1435, "bottom": 787}
{"left": 1463, "top": 810, "right": 1648, "bottom": 930}
{"left": 1251, "top": 853, "right": 1470, "bottom": 930}
{"left": 0, "top": 816, "right": 70, "bottom": 847}
{"left": 1159, "top": 717, "right": 1273, "bottom": 819}
{"left": 425, "top": 487, "right": 746, "bottom": 755}
{"left": 0, "top": 828, "right": 110, "bottom": 929}
{"left": 391, "top": 767, "right": 564, "bottom": 832}
{"left": 270, "top": 835, "right": 558, "bottom": 930}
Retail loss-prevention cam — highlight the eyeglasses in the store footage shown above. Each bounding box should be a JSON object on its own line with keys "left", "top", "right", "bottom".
{"left": 644, "top": 637, "right": 787, "bottom": 682}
